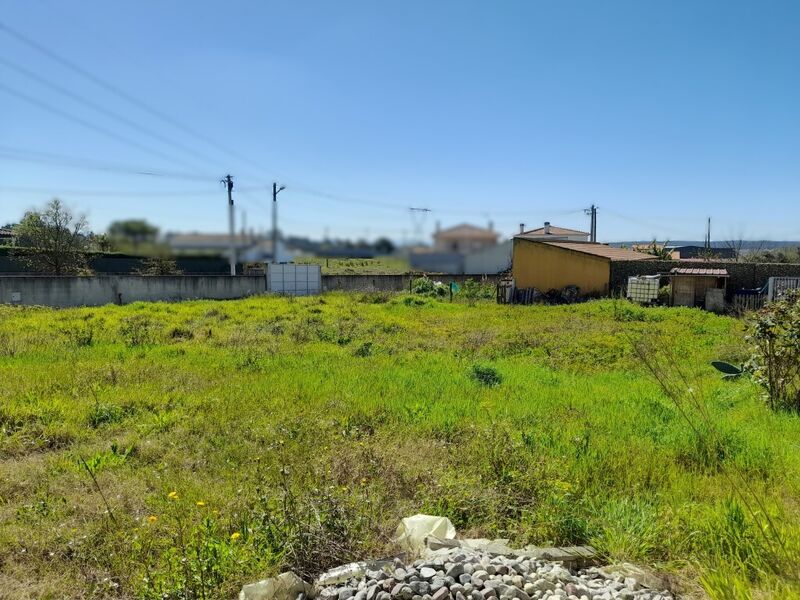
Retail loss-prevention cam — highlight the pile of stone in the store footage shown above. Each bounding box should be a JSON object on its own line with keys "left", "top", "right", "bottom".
{"left": 312, "top": 547, "right": 673, "bottom": 600}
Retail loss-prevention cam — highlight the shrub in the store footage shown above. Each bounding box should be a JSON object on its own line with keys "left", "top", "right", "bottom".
{"left": 747, "top": 291, "right": 800, "bottom": 411}
{"left": 412, "top": 276, "right": 447, "bottom": 297}
{"left": 119, "top": 315, "right": 156, "bottom": 347}
{"left": 471, "top": 363, "right": 503, "bottom": 387}
{"left": 461, "top": 279, "right": 494, "bottom": 305}
{"left": 134, "top": 257, "right": 183, "bottom": 276}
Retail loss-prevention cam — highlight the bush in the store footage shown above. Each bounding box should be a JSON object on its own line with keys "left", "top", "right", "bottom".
{"left": 747, "top": 291, "right": 800, "bottom": 411}
{"left": 461, "top": 279, "right": 494, "bottom": 305}
{"left": 134, "top": 257, "right": 183, "bottom": 276}
{"left": 471, "top": 363, "right": 503, "bottom": 387}
{"left": 412, "top": 276, "right": 447, "bottom": 298}
{"left": 119, "top": 315, "right": 156, "bottom": 347}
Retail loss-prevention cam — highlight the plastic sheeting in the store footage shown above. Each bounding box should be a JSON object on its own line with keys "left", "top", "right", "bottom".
{"left": 394, "top": 514, "right": 456, "bottom": 554}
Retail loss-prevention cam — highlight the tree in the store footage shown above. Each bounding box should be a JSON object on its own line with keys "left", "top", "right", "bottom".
{"left": 134, "top": 256, "right": 183, "bottom": 276}
{"left": 14, "top": 199, "right": 91, "bottom": 274}
{"left": 108, "top": 219, "right": 159, "bottom": 248}
{"left": 637, "top": 239, "right": 673, "bottom": 260}
{"left": 373, "top": 237, "right": 395, "bottom": 254}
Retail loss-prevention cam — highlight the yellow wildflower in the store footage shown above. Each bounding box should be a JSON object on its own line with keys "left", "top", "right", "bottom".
{"left": 147, "top": 515, "right": 158, "bottom": 524}
{"left": 167, "top": 491, "right": 179, "bottom": 500}
{"left": 230, "top": 532, "right": 241, "bottom": 541}
{"left": 196, "top": 501, "right": 206, "bottom": 508}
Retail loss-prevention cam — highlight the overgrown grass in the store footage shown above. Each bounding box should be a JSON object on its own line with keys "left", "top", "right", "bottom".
{"left": 1, "top": 294, "right": 799, "bottom": 599}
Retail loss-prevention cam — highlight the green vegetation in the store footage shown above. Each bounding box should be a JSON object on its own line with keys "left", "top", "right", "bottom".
{"left": 294, "top": 255, "right": 409, "bottom": 274}
{"left": 1, "top": 295, "right": 799, "bottom": 599}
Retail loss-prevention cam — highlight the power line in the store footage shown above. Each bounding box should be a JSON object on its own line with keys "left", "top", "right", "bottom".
{"left": 0, "top": 185, "right": 225, "bottom": 197}
{"left": 0, "top": 21, "right": 273, "bottom": 184}
{"left": 0, "top": 146, "right": 215, "bottom": 181}
{"left": 0, "top": 56, "right": 225, "bottom": 171}
{"left": 0, "top": 83, "right": 200, "bottom": 170}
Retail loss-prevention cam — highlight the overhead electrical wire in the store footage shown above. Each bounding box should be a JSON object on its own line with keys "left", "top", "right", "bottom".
{"left": 0, "top": 83, "right": 203, "bottom": 171}
{"left": 0, "top": 56, "right": 227, "bottom": 171}
{"left": 0, "top": 146, "right": 216, "bottom": 181}
{"left": 0, "top": 21, "right": 276, "bottom": 184}
{"left": 0, "top": 21, "right": 585, "bottom": 230}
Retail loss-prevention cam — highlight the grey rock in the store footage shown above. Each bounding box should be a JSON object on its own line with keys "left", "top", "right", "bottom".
{"left": 459, "top": 574, "right": 472, "bottom": 585}
{"left": 446, "top": 564, "right": 465, "bottom": 579}
{"left": 420, "top": 568, "right": 437, "bottom": 580}
{"left": 395, "top": 570, "right": 408, "bottom": 581}
{"left": 410, "top": 582, "right": 430, "bottom": 596}
{"left": 480, "top": 589, "right": 496, "bottom": 600}
{"left": 432, "top": 588, "right": 450, "bottom": 600}
{"left": 339, "top": 588, "right": 356, "bottom": 600}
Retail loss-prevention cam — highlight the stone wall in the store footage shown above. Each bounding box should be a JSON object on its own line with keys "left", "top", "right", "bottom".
{"left": 609, "top": 260, "right": 800, "bottom": 296}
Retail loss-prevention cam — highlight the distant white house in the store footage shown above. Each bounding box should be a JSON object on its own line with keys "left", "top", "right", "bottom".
{"left": 433, "top": 223, "right": 500, "bottom": 253}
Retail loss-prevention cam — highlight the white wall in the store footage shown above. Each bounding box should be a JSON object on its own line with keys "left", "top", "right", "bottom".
{"left": 464, "top": 240, "right": 512, "bottom": 274}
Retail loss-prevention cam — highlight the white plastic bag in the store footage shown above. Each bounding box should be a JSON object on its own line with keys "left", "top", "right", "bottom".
{"left": 239, "top": 572, "right": 310, "bottom": 600}
{"left": 394, "top": 514, "right": 456, "bottom": 554}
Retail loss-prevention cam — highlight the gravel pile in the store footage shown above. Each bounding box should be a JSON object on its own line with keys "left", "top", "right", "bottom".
{"left": 315, "top": 548, "right": 673, "bottom": 600}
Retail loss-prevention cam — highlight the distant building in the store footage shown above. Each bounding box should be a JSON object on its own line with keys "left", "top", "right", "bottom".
{"left": 519, "top": 222, "right": 590, "bottom": 242}
{"left": 164, "top": 233, "right": 294, "bottom": 262}
{"left": 433, "top": 223, "right": 499, "bottom": 253}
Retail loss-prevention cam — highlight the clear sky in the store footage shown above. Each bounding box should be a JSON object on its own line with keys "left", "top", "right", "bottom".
{"left": 1, "top": 0, "right": 798, "bottom": 243}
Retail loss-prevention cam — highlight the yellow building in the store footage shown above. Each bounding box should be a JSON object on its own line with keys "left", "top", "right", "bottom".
{"left": 512, "top": 237, "right": 656, "bottom": 295}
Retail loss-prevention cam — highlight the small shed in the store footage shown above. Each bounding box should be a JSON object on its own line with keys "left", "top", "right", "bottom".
{"left": 669, "top": 267, "right": 728, "bottom": 309}
{"left": 511, "top": 238, "right": 655, "bottom": 296}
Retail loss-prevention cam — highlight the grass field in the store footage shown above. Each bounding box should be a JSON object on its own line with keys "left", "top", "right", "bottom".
{"left": 1, "top": 293, "right": 799, "bottom": 599}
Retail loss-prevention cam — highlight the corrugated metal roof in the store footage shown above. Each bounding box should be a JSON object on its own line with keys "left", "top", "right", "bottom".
{"left": 515, "top": 238, "right": 658, "bottom": 261}
{"left": 670, "top": 267, "right": 729, "bottom": 276}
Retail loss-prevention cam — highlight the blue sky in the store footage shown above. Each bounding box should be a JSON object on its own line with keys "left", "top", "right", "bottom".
{"left": 1, "top": 1, "right": 798, "bottom": 243}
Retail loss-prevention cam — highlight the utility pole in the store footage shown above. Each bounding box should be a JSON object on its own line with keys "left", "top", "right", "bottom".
{"left": 584, "top": 204, "right": 597, "bottom": 242}
{"left": 705, "top": 217, "right": 711, "bottom": 250}
{"left": 222, "top": 174, "right": 235, "bottom": 276}
{"left": 272, "top": 182, "right": 286, "bottom": 263}
{"left": 409, "top": 207, "right": 432, "bottom": 245}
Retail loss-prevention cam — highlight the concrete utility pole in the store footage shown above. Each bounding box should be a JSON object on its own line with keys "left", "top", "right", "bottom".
{"left": 272, "top": 182, "right": 286, "bottom": 263}
{"left": 222, "top": 174, "right": 236, "bottom": 276}
{"left": 584, "top": 204, "right": 597, "bottom": 242}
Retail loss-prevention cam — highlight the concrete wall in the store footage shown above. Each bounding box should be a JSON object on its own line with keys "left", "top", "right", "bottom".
{"left": 464, "top": 240, "right": 512, "bottom": 275}
{"left": 609, "top": 260, "right": 800, "bottom": 296}
{"left": 409, "top": 252, "right": 465, "bottom": 274}
{"left": 1, "top": 273, "right": 505, "bottom": 307}
{"left": 512, "top": 238, "right": 610, "bottom": 294}
{"left": 0, "top": 275, "right": 265, "bottom": 307}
